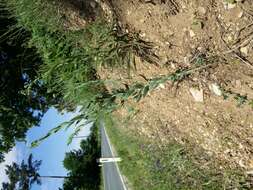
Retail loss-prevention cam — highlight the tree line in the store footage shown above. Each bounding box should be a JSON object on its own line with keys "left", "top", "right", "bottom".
{"left": 1, "top": 124, "right": 100, "bottom": 190}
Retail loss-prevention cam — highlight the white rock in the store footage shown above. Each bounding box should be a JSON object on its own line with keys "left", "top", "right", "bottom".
{"left": 210, "top": 83, "right": 222, "bottom": 96}
{"left": 158, "top": 84, "right": 165, "bottom": 89}
{"left": 168, "top": 30, "right": 174, "bottom": 36}
{"left": 189, "top": 30, "right": 196, "bottom": 37}
{"left": 240, "top": 46, "right": 248, "bottom": 56}
{"left": 171, "top": 62, "right": 176, "bottom": 69}
{"left": 227, "top": 35, "right": 233, "bottom": 42}
{"left": 190, "top": 88, "right": 204, "bottom": 102}
{"left": 198, "top": 7, "right": 207, "bottom": 15}
{"left": 227, "top": 3, "right": 236, "bottom": 9}
{"left": 140, "top": 33, "right": 146, "bottom": 37}
{"left": 183, "top": 54, "right": 192, "bottom": 65}
{"left": 165, "top": 41, "right": 171, "bottom": 46}
{"left": 235, "top": 79, "right": 242, "bottom": 88}
{"left": 246, "top": 170, "right": 253, "bottom": 175}
{"left": 90, "top": 1, "right": 97, "bottom": 8}
{"left": 223, "top": 2, "right": 236, "bottom": 10}
{"left": 239, "top": 160, "right": 246, "bottom": 168}
{"left": 238, "top": 11, "right": 243, "bottom": 18}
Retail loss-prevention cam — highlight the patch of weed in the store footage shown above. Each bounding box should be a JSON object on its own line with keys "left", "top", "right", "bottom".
{"left": 221, "top": 88, "right": 252, "bottom": 108}
{"left": 104, "top": 115, "right": 251, "bottom": 190}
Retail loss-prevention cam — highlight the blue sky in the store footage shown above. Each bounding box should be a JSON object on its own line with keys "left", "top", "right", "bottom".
{"left": 0, "top": 108, "right": 91, "bottom": 190}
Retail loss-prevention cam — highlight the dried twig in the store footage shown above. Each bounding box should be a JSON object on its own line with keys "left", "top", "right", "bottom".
{"left": 215, "top": 16, "right": 253, "bottom": 69}
{"left": 224, "top": 34, "right": 253, "bottom": 54}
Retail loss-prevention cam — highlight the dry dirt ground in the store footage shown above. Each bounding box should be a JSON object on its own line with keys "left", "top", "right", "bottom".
{"left": 63, "top": 0, "right": 253, "bottom": 176}
{"left": 97, "top": 0, "right": 253, "bottom": 174}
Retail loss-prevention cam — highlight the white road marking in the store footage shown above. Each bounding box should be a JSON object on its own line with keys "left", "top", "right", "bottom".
{"left": 99, "top": 157, "right": 122, "bottom": 163}
{"left": 102, "top": 162, "right": 107, "bottom": 190}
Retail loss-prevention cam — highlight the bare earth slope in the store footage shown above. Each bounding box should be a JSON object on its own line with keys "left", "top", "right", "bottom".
{"left": 98, "top": 0, "right": 253, "bottom": 173}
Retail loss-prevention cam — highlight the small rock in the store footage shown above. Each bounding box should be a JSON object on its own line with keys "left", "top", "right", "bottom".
{"left": 162, "top": 57, "right": 168, "bottom": 64}
{"left": 246, "top": 170, "right": 253, "bottom": 175}
{"left": 197, "top": 46, "right": 204, "bottom": 51}
{"left": 165, "top": 42, "right": 173, "bottom": 49}
{"left": 90, "top": 1, "right": 97, "bottom": 8}
{"left": 227, "top": 35, "right": 234, "bottom": 42}
{"left": 183, "top": 54, "right": 192, "bottom": 66}
{"left": 239, "top": 160, "right": 246, "bottom": 168}
{"left": 210, "top": 83, "right": 222, "bottom": 96}
{"left": 249, "top": 159, "right": 253, "bottom": 168}
{"left": 184, "top": 57, "right": 189, "bottom": 65}
{"left": 198, "top": 7, "right": 207, "bottom": 15}
{"left": 168, "top": 30, "right": 174, "bottom": 36}
{"left": 190, "top": 88, "right": 204, "bottom": 102}
{"left": 238, "top": 11, "right": 243, "bottom": 18}
{"left": 189, "top": 29, "right": 196, "bottom": 37}
{"left": 140, "top": 33, "right": 146, "bottom": 37}
{"left": 158, "top": 84, "right": 165, "bottom": 89}
{"left": 140, "top": 19, "right": 145, "bottom": 23}
{"left": 240, "top": 46, "right": 248, "bottom": 56}
{"left": 181, "top": 3, "right": 186, "bottom": 9}
{"left": 227, "top": 3, "right": 236, "bottom": 9}
{"left": 224, "top": 1, "right": 237, "bottom": 10}
{"left": 235, "top": 79, "right": 242, "bottom": 88}
{"left": 171, "top": 62, "right": 176, "bottom": 69}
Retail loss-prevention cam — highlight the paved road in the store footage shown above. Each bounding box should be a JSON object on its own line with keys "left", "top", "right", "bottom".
{"left": 101, "top": 124, "right": 127, "bottom": 190}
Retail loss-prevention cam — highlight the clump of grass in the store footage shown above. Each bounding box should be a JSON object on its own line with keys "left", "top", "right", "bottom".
{"left": 85, "top": 22, "right": 159, "bottom": 72}
{"left": 234, "top": 94, "right": 248, "bottom": 106}
{"left": 194, "top": 53, "right": 207, "bottom": 66}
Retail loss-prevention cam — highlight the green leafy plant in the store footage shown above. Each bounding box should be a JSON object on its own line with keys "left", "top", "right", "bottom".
{"left": 221, "top": 88, "right": 252, "bottom": 108}
{"left": 31, "top": 113, "right": 91, "bottom": 147}
{"left": 110, "top": 64, "right": 213, "bottom": 103}
{"left": 86, "top": 22, "right": 159, "bottom": 72}
{"left": 194, "top": 54, "right": 206, "bottom": 66}
{"left": 234, "top": 94, "right": 248, "bottom": 107}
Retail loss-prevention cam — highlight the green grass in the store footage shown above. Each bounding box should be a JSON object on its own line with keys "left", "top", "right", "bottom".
{"left": 104, "top": 115, "right": 251, "bottom": 190}
{"left": 3, "top": 0, "right": 159, "bottom": 121}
